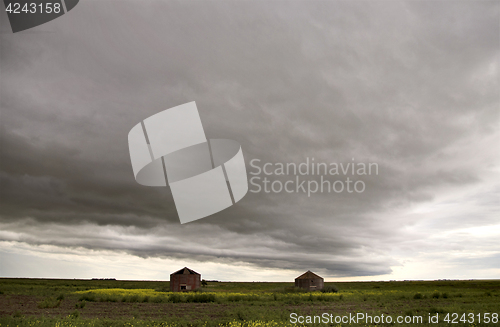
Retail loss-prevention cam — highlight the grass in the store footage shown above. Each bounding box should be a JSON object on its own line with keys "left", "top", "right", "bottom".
{"left": 37, "top": 297, "right": 62, "bottom": 309}
{"left": 0, "top": 278, "right": 499, "bottom": 326}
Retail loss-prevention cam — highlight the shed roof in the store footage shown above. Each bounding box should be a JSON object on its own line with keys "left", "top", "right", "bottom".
{"left": 171, "top": 267, "right": 201, "bottom": 275}
{"left": 295, "top": 270, "right": 323, "bottom": 280}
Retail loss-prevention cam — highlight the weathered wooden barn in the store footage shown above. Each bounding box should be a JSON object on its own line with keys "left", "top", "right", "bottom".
{"left": 295, "top": 270, "right": 324, "bottom": 291}
{"left": 170, "top": 267, "right": 201, "bottom": 292}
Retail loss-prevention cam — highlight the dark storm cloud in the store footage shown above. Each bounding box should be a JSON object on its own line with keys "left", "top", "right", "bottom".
{"left": 0, "top": 0, "right": 498, "bottom": 277}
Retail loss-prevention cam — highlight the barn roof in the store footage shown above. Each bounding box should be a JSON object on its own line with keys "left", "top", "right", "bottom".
{"left": 295, "top": 270, "right": 323, "bottom": 280}
{"left": 171, "top": 267, "right": 201, "bottom": 275}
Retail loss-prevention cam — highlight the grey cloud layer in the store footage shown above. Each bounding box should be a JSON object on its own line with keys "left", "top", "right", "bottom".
{"left": 1, "top": 0, "right": 498, "bottom": 277}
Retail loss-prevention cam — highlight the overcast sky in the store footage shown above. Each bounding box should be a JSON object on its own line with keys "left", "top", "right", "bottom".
{"left": 0, "top": 0, "right": 499, "bottom": 281}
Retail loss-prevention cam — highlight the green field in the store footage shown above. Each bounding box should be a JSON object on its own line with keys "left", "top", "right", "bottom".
{"left": 0, "top": 278, "right": 498, "bottom": 326}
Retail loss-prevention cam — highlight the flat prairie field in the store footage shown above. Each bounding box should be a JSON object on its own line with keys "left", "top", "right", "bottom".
{"left": 0, "top": 278, "right": 498, "bottom": 327}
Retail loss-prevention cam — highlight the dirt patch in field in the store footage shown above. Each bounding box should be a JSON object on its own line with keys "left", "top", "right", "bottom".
{"left": 0, "top": 295, "right": 233, "bottom": 320}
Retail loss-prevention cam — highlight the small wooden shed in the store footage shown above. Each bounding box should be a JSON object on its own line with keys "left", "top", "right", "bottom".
{"left": 170, "top": 267, "right": 201, "bottom": 292}
{"left": 295, "top": 270, "right": 324, "bottom": 291}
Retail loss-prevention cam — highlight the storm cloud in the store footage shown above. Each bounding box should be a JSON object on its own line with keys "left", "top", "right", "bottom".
{"left": 1, "top": 0, "right": 498, "bottom": 280}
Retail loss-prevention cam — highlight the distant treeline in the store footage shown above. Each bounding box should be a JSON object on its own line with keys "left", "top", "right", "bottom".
{"left": 91, "top": 278, "right": 116, "bottom": 281}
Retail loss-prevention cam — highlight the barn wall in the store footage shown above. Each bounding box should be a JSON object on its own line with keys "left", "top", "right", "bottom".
{"left": 170, "top": 274, "right": 201, "bottom": 292}
{"left": 295, "top": 278, "right": 324, "bottom": 291}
